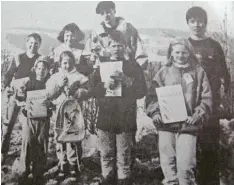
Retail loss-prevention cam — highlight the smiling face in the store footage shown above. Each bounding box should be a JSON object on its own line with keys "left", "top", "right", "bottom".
{"left": 100, "top": 8, "right": 116, "bottom": 25}
{"left": 35, "top": 62, "right": 48, "bottom": 80}
{"left": 26, "top": 37, "right": 41, "bottom": 54}
{"left": 188, "top": 17, "right": 206, "bottom": 38}
{"left": 109, "top": 40, "right": 125, "bottom": 60}
{"left": 64, "top": 30, "right": 76, "bottom": 47}
{"left": 60, "top": 55, "right": 74, "bottom": 73}
{"left": 171, "top": 44, "right": 190, "bottom": 65}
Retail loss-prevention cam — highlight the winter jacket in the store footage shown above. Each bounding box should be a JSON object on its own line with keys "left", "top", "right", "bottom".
{"left": 82, "top": 17, "right": 148, "bottom": 68}
{"left": 145, "top": 63, "right": 213, "bottom": 134}
{"left": 90, "top": 59, "right": 147, "bottom": 134}
{"left": 4, "top": 52, "right": 41, "bottom": 88}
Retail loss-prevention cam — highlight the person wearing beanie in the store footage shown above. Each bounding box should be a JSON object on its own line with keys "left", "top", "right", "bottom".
{"left": 82, "top": 1, "right": 148, "bottom": 70}
{"left": 186, "top": 6, "right": 231, "bottom": 185}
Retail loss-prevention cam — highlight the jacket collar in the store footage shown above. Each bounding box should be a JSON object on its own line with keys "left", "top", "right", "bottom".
{"left": 58, "top": 68, "right": 77, "bottom": 76}
{"left": 95, "top": 17, "right": 125, "bottom": 35}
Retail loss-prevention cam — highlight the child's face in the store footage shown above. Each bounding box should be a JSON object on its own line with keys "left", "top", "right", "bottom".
{"left": 109, "top": 41, "right": 125, "bottom": 60}
{"left": 26, "top": 37, "right": 41, "bottom": 54}
{"left": 171, "top": 44, "right": 190, "bottom": 65}
{"left": 188, "top": 17, "right": 206, "bottom": 37}
{"left": 64, "top": 30, "right": 76, "bottom": 47}
{"left": 61, "top": 55, "right": 74, "bottom": 73}
{"left": 35, "top": 62, "right": 48, "bottom": 80}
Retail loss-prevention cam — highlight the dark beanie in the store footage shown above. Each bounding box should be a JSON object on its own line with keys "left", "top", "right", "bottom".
{"left": 186, "top": 6, "right": 207, "bottom": 25}
{"left": 96, "top": 1, "right": 115, "bottom": 14}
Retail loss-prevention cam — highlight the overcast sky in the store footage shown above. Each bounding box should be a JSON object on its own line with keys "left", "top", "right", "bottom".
{"left": 1, "top": 1, "right": 234, "bottom": 33}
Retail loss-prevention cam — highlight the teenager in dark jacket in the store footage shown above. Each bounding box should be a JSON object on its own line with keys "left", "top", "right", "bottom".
{"left": 186, "top": 7, "right": 231, "bottom": 185}
{"left": 1, "top": 33, "right": 43, "bottom": 165}
{"left": 89, "top": 30, "right": 147, "bottom": 185}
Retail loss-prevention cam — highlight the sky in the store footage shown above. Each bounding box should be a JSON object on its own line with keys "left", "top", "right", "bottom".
{"left": 1, "top": 1, "right": 234, "bottom": 34}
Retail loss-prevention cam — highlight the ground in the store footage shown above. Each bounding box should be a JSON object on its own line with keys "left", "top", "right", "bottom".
{"left": 1, "top": 99, "right": 164, "bottom": 185}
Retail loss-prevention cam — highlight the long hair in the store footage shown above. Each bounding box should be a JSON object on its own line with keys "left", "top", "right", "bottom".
{"left": 57, "top": 23, "right": 85, "bottom": 43}
{"left": 166, "top": 37, "right": 198, "bottom": 66}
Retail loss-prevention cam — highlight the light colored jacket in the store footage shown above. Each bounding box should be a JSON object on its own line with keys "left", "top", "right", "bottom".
{"left": 145, "top": 63, "right": 213, "bottom": 133}
{"left": 82, "top": 17, "right": 148, "bottom": 68}
{"left": 46, "top": 68, "right": 88, "bottom": 107}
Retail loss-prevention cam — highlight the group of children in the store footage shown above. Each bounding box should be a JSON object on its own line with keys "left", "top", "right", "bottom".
{"left": 1, "top": 2, "right": 231, "bottom": 185}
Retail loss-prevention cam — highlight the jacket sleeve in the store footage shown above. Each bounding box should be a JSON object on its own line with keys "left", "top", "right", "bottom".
{"left": 193, "top": 69, "right": 213, "bottom": 123}
{"left": 145, "top": 68, "right": 164, "bottom": 118}
{"left": 124, "top": 62, "right": 147, "bottom": 99}
{"left": 46, "top": 76, "right": 63, "bottom": 101}
{"left": 127, "top": 23, "right": 148, "bottom": 69}
{"left": 216, "top": 43, "right": 230, "bottom": 92}
{"left": 4, "top": 55, "right": 18, "bottom": 88}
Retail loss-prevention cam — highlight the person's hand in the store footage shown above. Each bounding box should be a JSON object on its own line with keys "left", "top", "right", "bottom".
{"left": 152, "top": 114, "right": 163, "bottom": 129}
{"left": 5, "top": 86, "right": 14, "bottom": 97}
{"left": 58, "top": 76, "right": 68, "bottom": 88}
{"left": 185, "top": 115, "right": 201, "bottom": 125}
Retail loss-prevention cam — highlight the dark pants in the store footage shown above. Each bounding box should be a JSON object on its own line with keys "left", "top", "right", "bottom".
{"left": 19, "top": 117, "right": 50, "bottom": 180}
{"left": 197, "top": 118, "right": 220, "bottom": 185}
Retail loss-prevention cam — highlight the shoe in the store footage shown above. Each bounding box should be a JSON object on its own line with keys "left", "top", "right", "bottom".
{"left": 55, "top": 169, "right": 65, "bottom": 182}
{"left": 69, "top": 164, "right": 80, "bottom": 182}
{"left": 18, "top": 172, "right": 30, "bottom": 185}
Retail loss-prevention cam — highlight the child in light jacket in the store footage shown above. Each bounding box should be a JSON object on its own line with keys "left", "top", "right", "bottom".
{"left": 46, "top": 50, "right": 89, "bottom": 182}
{"left": 145, "top": 38, "right": 212, "bottom": 185}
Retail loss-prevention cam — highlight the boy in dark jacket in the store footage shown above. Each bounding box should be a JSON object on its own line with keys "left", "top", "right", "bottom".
{"left": 1, "top": 33, "right": 43, "bottom": 165}
{"left": 18, "top": 59, "right": 52, "bottom": 185}
{"left": 90, "top": 30, "right": 147, "bottom": 185}
{"left": 186, "top": 7, "right": 231, "bottom": 185}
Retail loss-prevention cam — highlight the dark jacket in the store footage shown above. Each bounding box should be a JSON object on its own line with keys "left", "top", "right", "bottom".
{"left": 90, "top": 59, "right": 147, "bottom": 134}
{"left": 145, "top": 63, "right": 212, "bottom": 134}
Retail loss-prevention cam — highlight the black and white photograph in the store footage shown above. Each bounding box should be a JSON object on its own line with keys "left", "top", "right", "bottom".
{"left": 1, "top": 1, "right": 234, "bottom": 185}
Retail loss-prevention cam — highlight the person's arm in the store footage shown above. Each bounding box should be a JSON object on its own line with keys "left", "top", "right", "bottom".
{"left": 127, "top": 23, "right": 148, "bottom": 69}
{"left": 191, "top": 69, "right": 213, "bottom": 125}
{"left": 216, "top": 43, "right": 230, "bottom": 94}
{"left": 4, "top": 55, "right": 18, "bottom": 88}
{"left": 123, "top": 62, "right": 147, "bottom": 99}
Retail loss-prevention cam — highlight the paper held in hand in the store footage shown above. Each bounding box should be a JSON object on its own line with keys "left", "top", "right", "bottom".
{"left": 99, "top": 61, "right": 122, "bottom": 97}
{"left": 11, "top": 77, "right": 30, "bottom": 90}
{"left": 156, "top": 84, "right": 187, "bottom": 124}
{"left": 26, "top": 90, "right": 48, "bottom": 118}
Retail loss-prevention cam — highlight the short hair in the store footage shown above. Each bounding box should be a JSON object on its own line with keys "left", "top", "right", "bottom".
{"left": 59, "top": 50, "right": 76, "bottom": 67}
{"left": 57, "top": 23, "right": 85, "bottom": 43}
{"left": 186, "top": 6, "right": 207, "bottom": 25}
{"left": 27, "top": 33, "right": 42, "bottom": 44}
{"left": 108, "top": 30, "right": 126, "bottom": 46}
{"left": 96, "top": 1, "right": 115, "bottom": 14}
{"left": 34, "top": 60, "right": 49, "bottom": 70}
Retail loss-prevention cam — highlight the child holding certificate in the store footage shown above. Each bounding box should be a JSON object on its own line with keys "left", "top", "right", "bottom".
{"left": 17, "top": 59, "right": 52, "bottom": 185}
{"left": 145, "top": 38, "right": 212, "bottom": 185}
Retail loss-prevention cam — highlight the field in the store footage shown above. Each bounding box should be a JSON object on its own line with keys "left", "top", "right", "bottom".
{"left": 1, "top": 27, "right": 234, "bottom": 185}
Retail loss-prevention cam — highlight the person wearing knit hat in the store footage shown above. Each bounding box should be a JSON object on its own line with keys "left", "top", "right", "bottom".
{"left": 186, "top": 6, "right": 231, "bottom": 185}
{"left": 82, "top": 1, "right": 148, "bottom": 70}
{"left": 145, "top": 37, "right": 212, "bottom": 185}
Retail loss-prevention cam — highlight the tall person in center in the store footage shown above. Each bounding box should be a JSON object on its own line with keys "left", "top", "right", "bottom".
{"left": 83, "top": 1, "right": 148, "bottom": 69}
{"left": 145, "top": 38, "right": 212, "bottom": 185}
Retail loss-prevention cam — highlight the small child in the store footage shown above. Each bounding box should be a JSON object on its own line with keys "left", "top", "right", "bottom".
{"left": 90, "top": 30, "right": 147, "bottom": 185}
{"left": 46, "top": 51, "right": 89, "bottom": 182}
{"left": 18, "top": 59, "right": 52, "bottom": 185}
{"left": 145, "top": 38, "right": 212, "bottom": 185}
